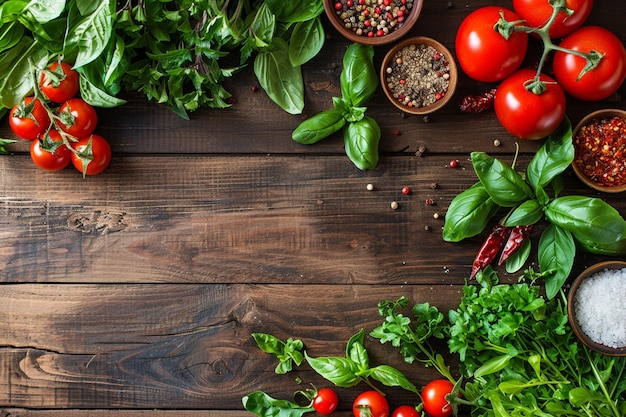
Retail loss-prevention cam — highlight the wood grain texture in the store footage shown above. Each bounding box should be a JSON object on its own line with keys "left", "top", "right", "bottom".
{"left": 0, "top": 0, "right": 624, "bottom": 415}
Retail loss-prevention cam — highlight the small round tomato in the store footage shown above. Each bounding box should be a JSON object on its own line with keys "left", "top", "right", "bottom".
{"left": 421, "top": 380, "right": 455, "bottom": 417}
{"left": 58, "top": 98, "right": 98, "bottom": 138}
{"left": 553, "top": 26, "right": 626, "bottom": 101}
{"left": 513, "top": 0, "right": 593, "bottom": 38}
{"left": 8, "top": 97, "right": 51, "bottom": 140}
{"left": 455, "top": 6, "right": 529, "bottom": 82}
{"left": 313, "top": 388, "right": 339, "bottom": 415}
{"left": 39, "top": 61, "right": 80, "bottom": 103}
{"left": 391, "top": 405, "right": 419, "bottom": 417}
{"left": 30, "top": 130, "right": 72, "bottom": 171}
{"left": 494, "top": 69, "right": 566, "bottom": 140}
{"left": 71, "top": 134, "right": 112, "bottom": 176}
{"left": 353, "top": 391, "right": 389, "bottom": 417}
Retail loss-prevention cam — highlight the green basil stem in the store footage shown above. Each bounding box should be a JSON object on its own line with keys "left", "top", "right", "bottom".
{"left": 496, "top": 0, "right": 602, "bottom": 94}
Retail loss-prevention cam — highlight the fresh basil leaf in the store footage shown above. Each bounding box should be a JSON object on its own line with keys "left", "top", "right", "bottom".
{"left": 75, "top": 0, "right": 99, "bottom": 16}
{"left": 504, "top": 237, "right": 531, "bottom": 274}
{"left": 254, "top": 37, "right": 304, "bottom": 114}
{"left": 305, "top": 353, "right": 362, "bottom": 387}
{"left": 242, "top": 391, "right": 314, "bottom": 417}
{"left": 538, "top": 224, "right": 575, "bottom": 299}
{"left": 471, "top": 152, "right": 534, "bottom": 207}
{"left": 442, "top": 182, "right": 500, "bottom": 242}
{"left": 24, "top": 0, "right": 65, "bottom": 23}
{"left": 265, "top": 0, "right": 324, "bottom": 22}
{"left": 68, "top": 1, "right": 115, "bottom": 69}
{"left": 368, "top": 365, "right": 419, "bottom": 393}
{"left": 504, "top": 199, "right": 543, "bottom": 227}
{"left": 0, "top": 22, "right": 24, "bottom": 53}
{"left": 248, "top": 3, "right": 276, "bottom": 50}
{"left": 473, "top": 354, "right": 512, "bottom": 378}
{"left": 289, "top": 17, "right": 324, "bottom": 67}
{"left": 340, "top": 43, "right": 377, "bottom": 107}
{"left": 343, "top": 116, "right": 380, "bottom": 170}
{"left": 79, "top": 76, "right": 126, "bottom": 108}
{"left": 346, "top": 330, "right": 368, "bottom": 368}
{"left": 0, "top": 137, "right": 17, "bottom": 154}
{"left": 292, "top": 108, "right": 346, "bottom": 144}
{"left": 545, "top": 195, "right": 626, "bottom": 249}
{"left": 526, "top": 117, "right": 574, "bottom": 189}
{"left": 0, "top": 36, "right": 47, "bottom": 107}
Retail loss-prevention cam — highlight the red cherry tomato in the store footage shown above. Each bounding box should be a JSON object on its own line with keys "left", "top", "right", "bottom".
{"left": 313, "top": 388, "right": 339, "bottom": 415}
{"left": 391, "top": 405, "right": 419, "bottom": 417}
{"left": 494, "top": 69, "right": 566, "bottom": 140}
{"left": 512, "top": 0, "right": 593, "bottom": 38}
{"left": 353, "top": 391, "right": 389, "bottom": 417}
{"left": 552, "top": 26, "right": 626, "bottom": 101}
{"left": 30, "top": 130, "right": 72, "bottom": 171}
{"left": 58, "top": 98, "right": 98, "bottom": 138}
{"left": 455, "top": 6, "right": 529, "bottom": 82}
{"left": 421, "top": 380, "right": 455, "bottom": 417}
{"left": 8, "top": 97, "right": 51, "bottom": 140}
{"left": 71, "top": 134, "right": 112, "bottom": 176}
{"left": 39, "top": 62, "right": 80, "bottom": 104}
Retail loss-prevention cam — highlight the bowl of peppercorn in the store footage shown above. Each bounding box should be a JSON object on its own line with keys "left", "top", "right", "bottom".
{"left": 323, "top": 0, "right": 424, "bottom": 45}
{"left": 571, "top": 108, "right": 626, "bottom": 193}
{"left": 380, "top": 36, "right": 457, "bottom": 115}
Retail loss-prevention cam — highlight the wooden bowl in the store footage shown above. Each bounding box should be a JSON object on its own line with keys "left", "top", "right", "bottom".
{"left": 323, "top": 0, "right": 423, "bottom": 45}
{"left": 571, "top": 109, "right": 626, "bottom": 193}
{"left": 567, "top": 261, "right": 626, "bottom": 356}
{"left": 380, "top": 36, "right": 457, "bottom": 115}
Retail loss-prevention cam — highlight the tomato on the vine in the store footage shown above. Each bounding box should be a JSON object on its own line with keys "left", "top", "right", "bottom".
{"left": 353, "top": 391, "right": 389, "bottom": 417}
{"left": 39, "top": 62, "right": 80, "bottom": 104}
{"left": 71, "top": 134, "right": 112, "bottom": 176}
{"left": 553, "top": 26, "right": 626, "bottom": 101}
{"left": 494, "top": 69, "right": 566, "bottom": 140}
{"left": 391, "top": 405, "right": 419, "bottom": 417}
{"left": 512, "top": 0, "right": 593, "bottom": 39}
{"left": 421, "top": 380, "right": 455, "bottom": 417}
{"left": 313, "top": 388, "right": 339, "bottom": 415}
{"left": 58, "top": 98, "right": 98, "bottom": 138}
{"left": 8, "top": 97, "right": 51, "bottom": 140}
{"left": 455, "top": 6, "right": 529, "bottom": 82}
{"left": 30, "top": 130, "right": 72, "bottom": 172}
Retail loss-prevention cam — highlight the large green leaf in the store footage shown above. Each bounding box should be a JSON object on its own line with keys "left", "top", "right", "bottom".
{"left": 68, "top": 0, "right": 115, "bottom": 68}
{"left": 288, "top": 17, "right": 324, "bottom": 67}
{"left": 254, "top": 38, "right": 304, "bottom": 114}
{"left": 0, "top": 36, "right": 48, "bottom": 107}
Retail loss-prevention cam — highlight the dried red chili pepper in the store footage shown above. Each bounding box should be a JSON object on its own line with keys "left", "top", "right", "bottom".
{"left": 459, "top": 88, "right": 497, "bottom": 113}
{"left": 498, "top": 225, "right": 533, "bottom": 265}
{"left": 470, "top": 223, "right": 511, "bottom": 279}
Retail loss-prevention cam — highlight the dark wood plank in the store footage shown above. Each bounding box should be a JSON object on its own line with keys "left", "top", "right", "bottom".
{"left": 0, "top": 154, "right": 614, "bottom": 284}
{"left": 0, "top": 283, "right": 460, "bottom": 409}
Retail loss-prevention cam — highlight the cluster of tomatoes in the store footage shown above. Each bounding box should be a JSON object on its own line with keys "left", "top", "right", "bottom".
{"left": 8, "top": 61, "right": 111, "bottom": 175}
{"left": 313, "top": 380, "right": 456, "bottom": 417}
{"left": 455, "top": 0, "right": 626, "bottom": 140}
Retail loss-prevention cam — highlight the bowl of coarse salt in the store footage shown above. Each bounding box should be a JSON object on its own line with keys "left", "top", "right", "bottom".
{"left": 568, "top": 261, "right": 626, "bottom": 356}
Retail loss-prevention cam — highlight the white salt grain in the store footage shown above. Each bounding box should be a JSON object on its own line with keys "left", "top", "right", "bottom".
{"left": 574, "top": 267, "right": 626, "bottom": 348}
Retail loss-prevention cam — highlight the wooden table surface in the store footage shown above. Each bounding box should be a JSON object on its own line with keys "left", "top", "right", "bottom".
{"left": 1, "top": 0, "right": 625, "bottom": 416}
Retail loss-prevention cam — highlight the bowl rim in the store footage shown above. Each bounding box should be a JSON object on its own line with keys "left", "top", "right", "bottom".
{"left": 571, "top": 108, "right": 626, "bottom": 194}
{"left": 567, "top": 260, "right": 626, "bottom": 356}
{"left": 379, "top": 36, "right": 458, "bottom": 115}
{"left": 322, "top": 0, "right": 424, "bottom": 45}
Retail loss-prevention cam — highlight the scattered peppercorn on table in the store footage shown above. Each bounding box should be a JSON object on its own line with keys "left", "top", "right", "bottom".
{"left": 1, "top": 0, "right": 625, "bottom": 416}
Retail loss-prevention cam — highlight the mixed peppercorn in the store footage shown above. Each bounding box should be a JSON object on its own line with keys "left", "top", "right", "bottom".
{"left": 384, "top": 43, "right": 450, "bottom": 109}
{"left": 574, "top": 116, "right": 626, "bottom": 187}
{"left": 333, "top": 0, "right": 415, "bottom": 38}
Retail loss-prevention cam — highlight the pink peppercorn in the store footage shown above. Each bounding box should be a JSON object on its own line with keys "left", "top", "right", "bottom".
{"left": 334, "top": 2, "right": 342, "bottom": 10}
{"left": 402, "top": 186, "right": 411, "bottom": 195}
{"left": 449, "top": 159, "right": 458, "bottom": 168}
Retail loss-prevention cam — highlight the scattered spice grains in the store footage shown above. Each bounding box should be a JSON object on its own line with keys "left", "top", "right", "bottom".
{"left": 385, "top": 43, "right": 450, "bottom": 109}
{"left": 333, "top": 0, "right": 415, "bottom": 39}
{"left": 574, "top": 116, "right": 626, "bottom": 187}
{"left": 574, "top": 267, "right": 626, "bottom": 348}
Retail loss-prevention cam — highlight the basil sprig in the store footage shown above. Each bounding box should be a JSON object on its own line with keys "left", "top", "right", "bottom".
{"left": 292, "top": 43, "right": 381, "bottom": 170}
{"left": 443, "top": 118, "right": 626, "bottom": 298}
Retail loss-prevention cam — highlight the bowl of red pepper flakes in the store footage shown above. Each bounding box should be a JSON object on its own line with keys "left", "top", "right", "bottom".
{"left": 324, "top": 0, "right": 424, "bottom": 45}
{"left": 572, "top": 109, "right": 626, "bottom": 193}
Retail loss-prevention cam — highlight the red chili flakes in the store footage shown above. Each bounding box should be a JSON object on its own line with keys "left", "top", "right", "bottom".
{"left": 574, "top": 116, "right": 626, "bottom": 187}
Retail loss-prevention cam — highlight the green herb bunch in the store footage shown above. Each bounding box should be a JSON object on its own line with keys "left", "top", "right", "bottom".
{"left": 292, "top": 43, "right": 381, "bottom": 170}
{"left": 373, "top": 269, "right": 626, "bottom": 416}
{"left": 0, "top": 0, "right": 326, "bottom": 119}
{"left": 442, "top": 119, "right": 626, "bottom": 298}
